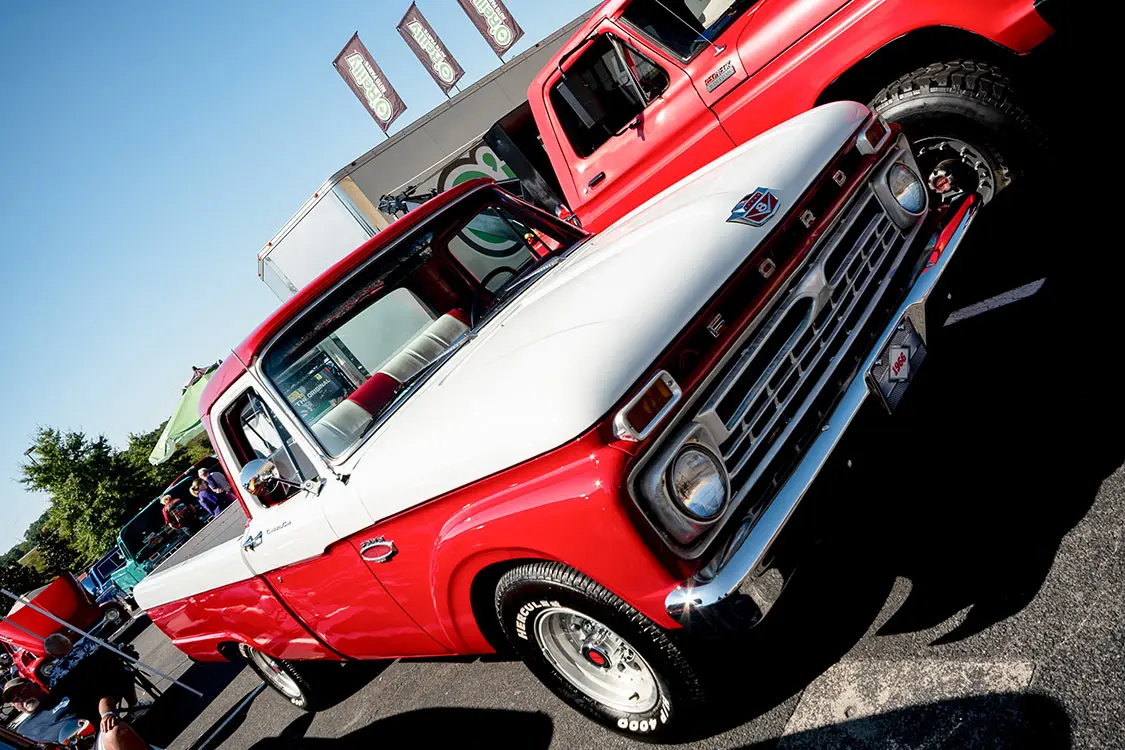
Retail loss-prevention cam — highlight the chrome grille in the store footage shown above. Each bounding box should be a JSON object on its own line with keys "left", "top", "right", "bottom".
{"left": 698, "top": 189, "right": 910, "bottom": 507}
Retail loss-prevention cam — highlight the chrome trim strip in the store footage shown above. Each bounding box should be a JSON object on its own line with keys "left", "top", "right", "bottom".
{"left": 665, "top": 198, "right": 979, "bottom": 624}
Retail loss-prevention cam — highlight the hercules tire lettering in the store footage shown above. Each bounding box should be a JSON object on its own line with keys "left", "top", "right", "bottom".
{"left": 494, "top": 561, "right": 706, "bottom": 739}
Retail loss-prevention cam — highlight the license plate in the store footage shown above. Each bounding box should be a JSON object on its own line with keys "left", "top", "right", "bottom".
{"left": 870, "top": 318, "right": 926, "bottom": 411}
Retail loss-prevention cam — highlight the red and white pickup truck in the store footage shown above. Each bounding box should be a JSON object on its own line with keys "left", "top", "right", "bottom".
{"left": 508, "top": 0, "right": 1057, "bottom": 232}
{"left": 136, "top": 102, "right": 983, "bottom": 736}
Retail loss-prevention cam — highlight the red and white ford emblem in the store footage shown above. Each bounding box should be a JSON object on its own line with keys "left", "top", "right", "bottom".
{"left": 728, "top": 187, "right": 780, "bottom": 227}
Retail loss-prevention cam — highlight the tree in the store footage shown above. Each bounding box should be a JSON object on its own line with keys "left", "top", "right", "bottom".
{"left": 19, "top": 425, "right": 214, "bottom": 565}
{"left": 22, "top": 429, "right": 156, "bottom": 563}
{"left": 0, "top": 561, "right": 39, "bottom": 598}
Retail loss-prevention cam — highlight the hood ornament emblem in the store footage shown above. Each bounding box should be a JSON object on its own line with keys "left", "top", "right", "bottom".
{"left": 728, "top": 187, "right": 780, "bottom": 227}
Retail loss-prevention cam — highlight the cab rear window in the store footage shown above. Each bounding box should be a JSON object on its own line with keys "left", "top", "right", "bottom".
{"left": 550, "top": 34, "right": 668, "bottom": 158}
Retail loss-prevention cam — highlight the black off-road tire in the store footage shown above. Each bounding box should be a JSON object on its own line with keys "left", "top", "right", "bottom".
{"left": 495, "top": 562, "right": 705, "bottom": 740}
{"left": 239, "top": 644, "right": 317, "bottom": 711}
{"left": 870, "top": 60, "right": 1046, "bottom": 202}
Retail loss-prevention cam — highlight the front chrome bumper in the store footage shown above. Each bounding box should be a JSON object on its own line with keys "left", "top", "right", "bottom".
{"left": 665, "top": 195, "right": 979, "bottom": 631}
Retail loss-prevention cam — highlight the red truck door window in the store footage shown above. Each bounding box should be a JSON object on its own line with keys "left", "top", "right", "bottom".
{"left": 549, "top": 31, "right": 734, "bottom": 230}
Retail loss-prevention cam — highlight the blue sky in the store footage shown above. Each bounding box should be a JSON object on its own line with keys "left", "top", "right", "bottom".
{"left": 0, "top": 0, "right": 593, "bottom": 550}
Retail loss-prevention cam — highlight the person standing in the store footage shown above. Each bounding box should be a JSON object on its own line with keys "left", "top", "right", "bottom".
{"left": 198, "top": 467, "right": 236, "bottom": 510}
{"left": 198, "top": 467, "right": 231, "bottom": 494}
{"left": 189, "top": 480, "right": 222, "bottom": 521}
{"left": 160, "top": 494, "right": 200, "bottom": 533}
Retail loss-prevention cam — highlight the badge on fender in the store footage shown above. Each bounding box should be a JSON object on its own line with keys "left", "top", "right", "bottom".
{"left": 728, "top": 188, "right": 780, "bottom": 227}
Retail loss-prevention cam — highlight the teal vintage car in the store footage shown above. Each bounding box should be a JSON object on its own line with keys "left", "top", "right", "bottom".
{"left": 110, "top": 478, "right": 198, "bottom": 595}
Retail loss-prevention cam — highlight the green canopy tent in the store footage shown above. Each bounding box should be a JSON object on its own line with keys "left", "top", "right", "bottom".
{"left": 148, "top": 362, "right": 220, "bottom": 465}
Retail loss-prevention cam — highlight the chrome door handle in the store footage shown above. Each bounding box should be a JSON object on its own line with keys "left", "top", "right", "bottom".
{"left": 359, "top": 536, "right": 396, "bottom": 563}
{"left": 241, "top": 531, "right": 263, "bottom": 552}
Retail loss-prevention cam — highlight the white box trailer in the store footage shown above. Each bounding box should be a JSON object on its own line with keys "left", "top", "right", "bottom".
{"left": 258, "top": 13, "right": 587, "bottom": 301}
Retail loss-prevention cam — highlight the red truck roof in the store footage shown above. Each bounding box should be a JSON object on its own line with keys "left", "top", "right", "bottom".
{"left": 200, "top": 178, "right": 495, "bottom": 419}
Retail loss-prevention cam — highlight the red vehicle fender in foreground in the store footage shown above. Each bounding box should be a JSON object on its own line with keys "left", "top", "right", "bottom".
{"left": 343, "top": 429, "right": 689, "bottom": 656}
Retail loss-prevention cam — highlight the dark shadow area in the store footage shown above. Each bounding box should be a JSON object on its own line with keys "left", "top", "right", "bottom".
{"left": 131, "top": 660, "right": 244, "bottom": 749}
{"left": 245, "top": 707, "right": 553, "bottom": 750}
{"left": 686, "top": 31, "right": 1117, "bottom": 739}
{"left": 298, "top": 659, "right": 394, "bottom": 711}
{"left": 738, "top": 693, "right": 1070, "bottom": 750}
{"left": 182, "top": 683, "right": 267, "bottom": 750}
{"left": 158, "top": 660, "right": 394, "bottom": 750}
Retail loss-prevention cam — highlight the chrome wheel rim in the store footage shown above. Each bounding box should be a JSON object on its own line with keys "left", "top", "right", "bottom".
{"left": 533, "top": 607, "right": 658, "bottom": 714}
{"left": 914, "top": 136, "right": 998, "bottom": 204}
{"left": 249, "top": 650, "right": 302, "bottom": 701}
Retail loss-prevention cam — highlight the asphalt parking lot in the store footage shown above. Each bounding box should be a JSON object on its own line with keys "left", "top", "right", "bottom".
{"left": 115, "top": 32, "right": 1122, "bottom": 750}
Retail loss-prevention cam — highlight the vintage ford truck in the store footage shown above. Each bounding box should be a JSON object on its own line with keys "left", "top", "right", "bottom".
{"left": 507, "top": 0, "right": 1056, "bottom": 232}
{"left": 135, "top": 102, "right": 980, "bottom": 736}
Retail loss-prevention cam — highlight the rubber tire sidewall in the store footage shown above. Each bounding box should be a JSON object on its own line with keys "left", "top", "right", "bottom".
{"left": 239, "top": 645, "right": 314, "bottom": 711}
{"left": 497, "top": 569, "right": 697, "bottom": 740}
{"left": 870, "top": 63, "right": 1043, "bottom": 201}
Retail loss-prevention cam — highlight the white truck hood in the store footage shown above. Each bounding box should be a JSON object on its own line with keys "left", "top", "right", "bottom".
{"left": 348, "top": 102, "right": 869, "bottom": 521}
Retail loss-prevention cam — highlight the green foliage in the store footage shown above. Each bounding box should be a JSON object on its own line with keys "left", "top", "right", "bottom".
{"left": 15, "top": 424, "right": 214, "bottom": 568}
{"left": 0, "top": 559, "right": 39, "bottom": 598}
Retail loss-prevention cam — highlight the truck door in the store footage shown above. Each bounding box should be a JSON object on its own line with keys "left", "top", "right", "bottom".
{"left": 546, "top": 27, "right": 734, "bottom": 230}
{"left": 216, "top": 387, "right": 449, "bottom": 660}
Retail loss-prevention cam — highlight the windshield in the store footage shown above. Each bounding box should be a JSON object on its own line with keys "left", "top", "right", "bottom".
{"left": 90, "top": 550, "right": 124, "bottom": 584}
{"left": 262, "top": 187, "right": 584, "bottom": 457}
{"left": 621, "top": 0, "right": 758, "bottom": 60}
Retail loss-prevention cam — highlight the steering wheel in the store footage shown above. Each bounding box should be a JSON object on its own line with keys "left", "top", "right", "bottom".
{"left": 470, "top": 266, "right": 519, "bottom": 326}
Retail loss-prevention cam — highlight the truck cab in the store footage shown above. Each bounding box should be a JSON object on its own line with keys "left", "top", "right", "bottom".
{"left": 528, "top": 0, "right": 1055, "bottom": 231}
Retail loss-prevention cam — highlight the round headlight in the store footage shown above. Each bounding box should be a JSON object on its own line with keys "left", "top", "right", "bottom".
{"left": 667, "top": 447, "right": 728, "bottom": 521}
{"left": 887, "top": 163, "right": 926, "bottom": 214}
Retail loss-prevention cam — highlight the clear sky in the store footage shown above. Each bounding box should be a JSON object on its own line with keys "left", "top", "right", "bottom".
{"left": 0, "top": 0, "right": 594, "bottom": 550}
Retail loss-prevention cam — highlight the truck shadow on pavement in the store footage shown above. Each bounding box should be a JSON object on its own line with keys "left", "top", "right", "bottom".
{"left": 690, "top": 191, "right": 1122, "bottom": 740}
{"left": 243, "top": 707, "right": 554, "bottom": 750}
{"left": 133, "top": 660, "right": 244, "bottom": 749}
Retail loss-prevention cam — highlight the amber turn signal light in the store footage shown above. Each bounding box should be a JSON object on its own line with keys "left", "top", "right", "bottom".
{"left": 613, "top": 371, "right": 682, "bottom": 442}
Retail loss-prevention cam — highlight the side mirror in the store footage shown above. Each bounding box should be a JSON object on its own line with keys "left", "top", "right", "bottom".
{"left": 240, "top": 459, "right": 280, "bottom": 497}
{"left": 240, "top": 458, "right": 309, "bottom": 498}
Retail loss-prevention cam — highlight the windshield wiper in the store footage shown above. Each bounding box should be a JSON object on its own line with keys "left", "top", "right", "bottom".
{"left": 491, "top": 256, "right": 564, "bottom": 310}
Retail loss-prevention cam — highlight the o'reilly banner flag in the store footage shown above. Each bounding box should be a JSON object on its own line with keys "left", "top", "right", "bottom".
{"left": 456, "top": 0, "right": 524, "bottom": 57}
{"left": 333, "top": 33, "right": 406, "bottom": 133}
{"left": 397, "top": 3, "right": 464, "bottom": 95}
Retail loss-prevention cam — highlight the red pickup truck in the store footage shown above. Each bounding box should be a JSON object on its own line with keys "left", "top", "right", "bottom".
{"left": 514, "top": 0, "right": 1057, "bottom": 232}
{"left": 136, "top": 101, "right": 986, "bottom": 737}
